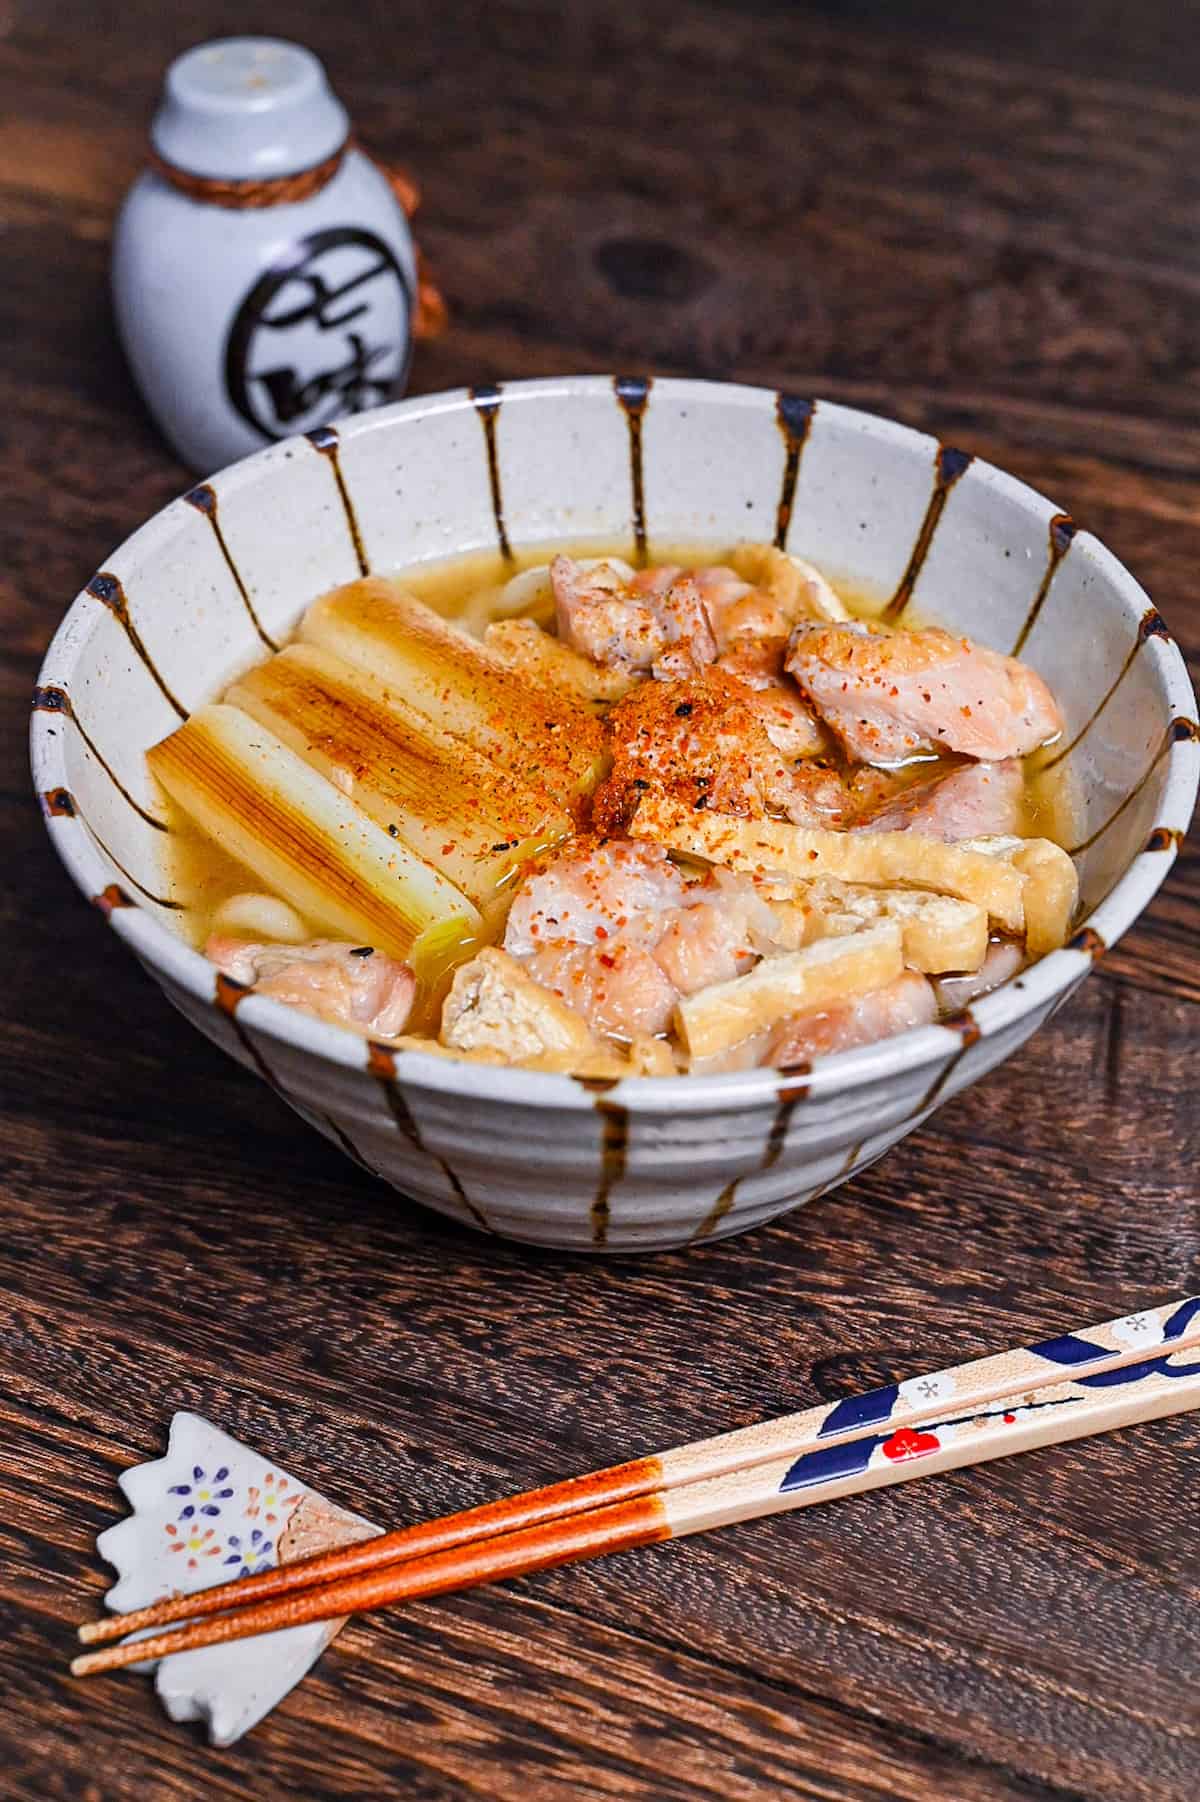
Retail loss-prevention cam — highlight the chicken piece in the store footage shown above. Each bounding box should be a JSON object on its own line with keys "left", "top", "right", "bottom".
{"left": 766, "top": 969, "right": 937, "bottom": 1067}
{"left": 715, "top": 639, "right": 827, "bottom": 758}
{"left": 553, "top": 555, "right": 668, "bottom": 671}
{"left": 594, "top": 669, "right": 780, "bottom": 830}
{"left": 504, "top": 835, "right": 689, "bottom": 955}
{"left": 691, "top": 564, "right": 757, "bottom": 633}
{"left": 491, "top": 557, "right": 636, "bottom": 630}
{"left": 783, "top": 761, "right": 854, "bottom": 825}
{"left": 708, "top": 547, "right": 848, "bottom": 645}
{"left": 553, "top": 556, "right": 721, "bottom": 683}
{"left": 525, "top": 941, "right": 679, "bottom": 1038}
{"left": 758, "top": 548, "right": 849, "bottom": 624}
{"left": 853, "top": 759, "right": 1024, "bottom": 841}
{"left": 846, "top": 764, "right": 919, "bottom": 816}
{"left": 650, "top": 575, "right": 719, "bottom": 679}
{"left": 752, "top": 690, "right": 829, "bottom": 761}
{"left": 594, "top": 668, "right": 849, "bottom": 835}
{"left": 786, "top": 621, "right": 1063, "bottom": 763}
{"left": 441, "top": 947, "right": 601, "bottom": 1066}
{"left": 725, "top": 546, "right": 849, "bottom": 634}
{"left": 713, "top": 637, "right": 788, "bottom": 686}
{"left": 484, "top": 617, "right": 637, "bottom": 705}
{"left": 502, "top": 841, "right": 777, "bottom": 1041}
{"left": 629, "top": 564, "right": 722, "bottom": 676}
{"left": 714, "top": 588, "right": 792, "bottom": 646}
{"left": 629, "top": 564, "right": 684, "bottom": 600}
{"left": 206, "top": 936, "right": 415, "bottom": 1039}
{"left": 653, "top": 870, "right": 778, "bottom": 995}
{"left": 742, "top": 677, "right": 828, "bottom": 760}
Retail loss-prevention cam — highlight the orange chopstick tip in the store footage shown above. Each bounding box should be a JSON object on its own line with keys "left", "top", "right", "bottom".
{"left": 67, "top": 1453, "right": 667, "bottom": 1656}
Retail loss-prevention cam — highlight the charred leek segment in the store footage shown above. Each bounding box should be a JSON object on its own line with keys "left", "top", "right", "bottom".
{"left": 300, "top": 580, "right": 608, "bottom": 807}
{"left": 226, "top": 644, "right": 571, "bottom": 910}
{"left": 147, "top": 705, "right": 481, "bottom": 961}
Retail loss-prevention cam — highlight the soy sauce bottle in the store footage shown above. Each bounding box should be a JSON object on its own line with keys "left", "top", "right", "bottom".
{"left": 112, "top": 37, "right": 419, "bottom": 473}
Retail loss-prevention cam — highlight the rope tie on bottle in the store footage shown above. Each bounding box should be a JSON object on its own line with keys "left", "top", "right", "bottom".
{"left": 146, "top": 137, "right": 447, "bottom": 337}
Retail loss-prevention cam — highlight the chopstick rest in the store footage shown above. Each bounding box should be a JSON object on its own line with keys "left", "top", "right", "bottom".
{"left": 93, "top": 1411, "right": 378, "bottom": 1745}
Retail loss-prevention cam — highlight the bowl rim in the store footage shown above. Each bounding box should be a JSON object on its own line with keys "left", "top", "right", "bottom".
{"left": 32, "top": 374, "right": 1200, "bottom": 1116}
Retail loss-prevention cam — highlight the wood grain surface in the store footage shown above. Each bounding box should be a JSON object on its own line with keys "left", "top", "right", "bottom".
{"left": 2, "top": 2, "right": 1198, "bottom": 1797}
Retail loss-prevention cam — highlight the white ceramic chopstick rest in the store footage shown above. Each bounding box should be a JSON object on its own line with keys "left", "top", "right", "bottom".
{"left": 96, "top": 1411, "right": 378, "bottom": 1744}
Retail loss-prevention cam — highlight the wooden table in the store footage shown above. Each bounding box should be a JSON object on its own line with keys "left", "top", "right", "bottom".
{"left": 3, "top": 3, "right": 1197, "bottom": 1797}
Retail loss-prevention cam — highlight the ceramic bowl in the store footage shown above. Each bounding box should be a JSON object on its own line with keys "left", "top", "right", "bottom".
{"left": 32, "top": 378, "right": 1198, "bottom": 1251}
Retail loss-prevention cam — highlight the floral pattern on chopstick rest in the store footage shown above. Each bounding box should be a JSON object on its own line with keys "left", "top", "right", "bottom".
{"left": 97, "top": 1411, "right": 379, "bottom": 1745}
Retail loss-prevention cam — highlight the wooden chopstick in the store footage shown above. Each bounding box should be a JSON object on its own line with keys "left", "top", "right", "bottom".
{"left": 73, "top": 1297, "right": 1200, "bottom": 1677}
{"left": 78, "top": 1294, "right": 1200, "bottom": 1649}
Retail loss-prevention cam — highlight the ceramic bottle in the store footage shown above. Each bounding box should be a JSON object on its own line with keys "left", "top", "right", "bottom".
{"left": 112, "top": 37, "right": 417, "bottom": 474}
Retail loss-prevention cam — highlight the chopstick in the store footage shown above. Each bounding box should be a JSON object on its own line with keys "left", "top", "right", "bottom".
{"left": 78, "top": 1294, "right": 1200, "bottom": 1651}
{"left": 73, "top": 1296, "right": 1200, "bottom": 1678}
{"left": 77, "top": 1297, "right": 1199, "bottom": 1654}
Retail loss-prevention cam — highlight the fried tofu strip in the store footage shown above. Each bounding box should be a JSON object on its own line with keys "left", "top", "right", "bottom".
{"left": 676, "top": 922, "right": 904, "bottom": 1059}
{"left": 398, "top": 1021, "right": 675, "bottom": 1078}
{"left": 633, "top": 798, "right": 1027, "bottom": 933}
{"left": 301, "top": 580, "right": 607, "bottom": 806}
{"left": 959, "top": 835, "right": 1079, "bottom": 955}
{"left": 149, "top": 705, "right": 480, "bottom": 959}
{"left": 441, "top": 947, "right": 603, "bottom": 1066}
{"left": 768, "top": 881, "right": 988, "bottom": 974}
{"left": 1015, "top": 841, "right": 1078, "bottom": 956}
{"left": 227, "top": 644, "right": 570, "bottom": 910}
{"left": 484, "top": 617, "right": 637, "bottom": 706}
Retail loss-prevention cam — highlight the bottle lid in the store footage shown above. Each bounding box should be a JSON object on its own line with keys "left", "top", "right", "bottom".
{"left": 150, "top": 38, "right": 350, "bottom": 181}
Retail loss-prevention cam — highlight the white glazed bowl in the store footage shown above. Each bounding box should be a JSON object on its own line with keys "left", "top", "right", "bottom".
{"left": 32, "top": 378, "right": 1198, "bottom": 1251}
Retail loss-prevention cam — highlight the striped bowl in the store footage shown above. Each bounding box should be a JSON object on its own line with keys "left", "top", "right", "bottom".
{"left": 32, "top": 378, "right": 1198, "bottom": 1251}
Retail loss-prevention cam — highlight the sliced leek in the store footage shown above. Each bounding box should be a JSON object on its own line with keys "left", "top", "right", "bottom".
{"left": 300, "top": 579, "right": 608, "bottom": 805}
{"left": 148, "top": 704, "right": 480, "bottom": 960}
{"left": 226, "top": 644, "right": 570, "bottom": 909}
